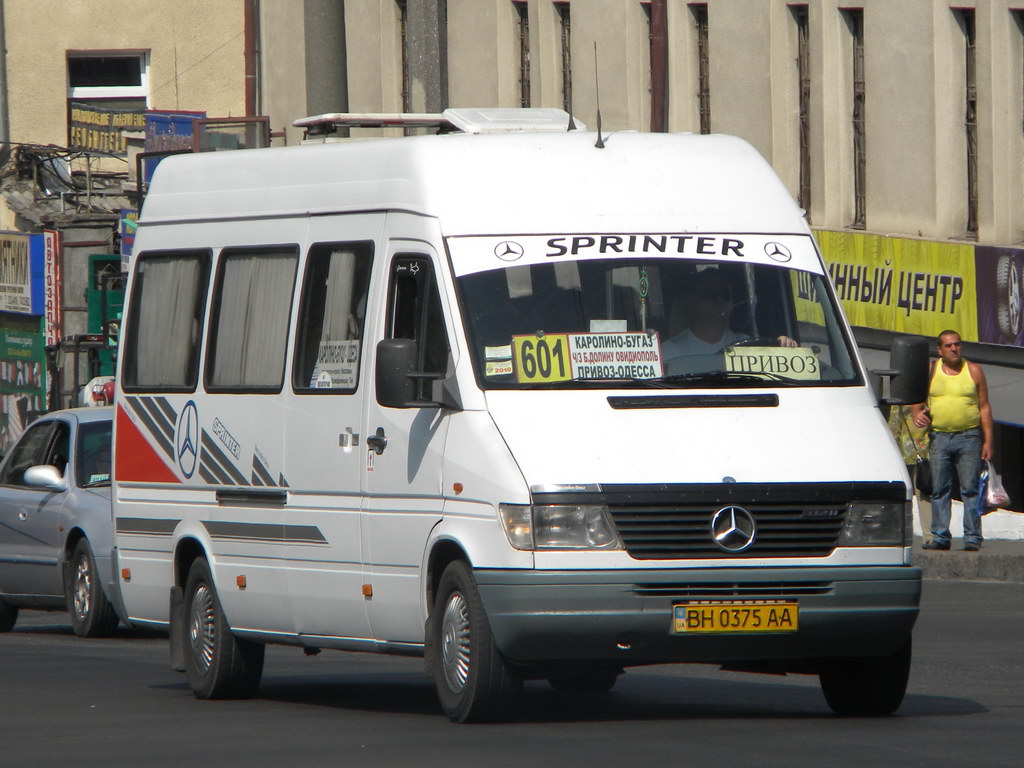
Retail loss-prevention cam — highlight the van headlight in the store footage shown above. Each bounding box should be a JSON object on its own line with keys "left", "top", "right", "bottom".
{"left": 838, "top": 502, "right": 911, "bottom": 547}
{"left": 498, "top": 503, "right": 624, "bottom": 551}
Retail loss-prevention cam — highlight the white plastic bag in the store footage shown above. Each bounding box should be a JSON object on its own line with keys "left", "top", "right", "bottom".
{"left": 985, "top": 459, "right": 1010, "bottom": 511}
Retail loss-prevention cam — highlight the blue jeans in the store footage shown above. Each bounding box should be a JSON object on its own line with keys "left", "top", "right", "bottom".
{"left": 929, "top": 428, "right": 983, "bottom": 546}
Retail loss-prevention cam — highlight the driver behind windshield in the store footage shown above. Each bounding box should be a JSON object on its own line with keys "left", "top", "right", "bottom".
{"left": 662, "top": 268, "right": 796, "bottom": 375}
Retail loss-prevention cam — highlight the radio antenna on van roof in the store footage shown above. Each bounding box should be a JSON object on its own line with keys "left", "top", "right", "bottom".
{"left": 594, "top": 43, "right": 605, "bottom": 149}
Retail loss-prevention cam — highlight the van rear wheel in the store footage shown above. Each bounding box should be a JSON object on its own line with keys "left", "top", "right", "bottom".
{"left": 432, "top": 560, "right": 521, "bottom": 722}
{"left": 183, "top": 558, "right": 264, "bottom": 699}
{"left": 819, "top": 636, "right": 912, "bottom": 716}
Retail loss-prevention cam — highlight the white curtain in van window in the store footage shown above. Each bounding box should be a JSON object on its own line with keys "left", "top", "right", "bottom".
{"left": 323, "top": 248, "right": 357, "bottom": 341}
{"left": 135, "top": 256, "right": 201, "bottom": 386}
{"left": 210, "top": 252, "right": 296, "bottom": 388}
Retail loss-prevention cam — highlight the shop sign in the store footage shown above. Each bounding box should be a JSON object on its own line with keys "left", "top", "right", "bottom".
{"left": 0, "top": 232, "right": 32, "bottom": 314}
{"left": 68, "top": 101, "right": 147, "bottom": 155}
{"left": 44, "top": 230, "right": 62, "bottom": 346}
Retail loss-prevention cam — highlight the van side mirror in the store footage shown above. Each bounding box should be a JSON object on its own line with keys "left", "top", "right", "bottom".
{"left": 376, "top": 339, "right": 420, "bottom": 407}
{"left": 871, "top": 335, "right": 929, "bottom": 405}
{"left": 376, "top": 339, "right": 463, "bottom": 410}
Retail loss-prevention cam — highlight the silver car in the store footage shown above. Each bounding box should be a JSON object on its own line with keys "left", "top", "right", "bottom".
{"left": 0, "top": 407, "right": 121, "bottom": 636}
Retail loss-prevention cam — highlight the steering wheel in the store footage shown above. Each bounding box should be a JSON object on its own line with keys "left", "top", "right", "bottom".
{"left": 731, "top": 336, "right": 779, "bottom": 347}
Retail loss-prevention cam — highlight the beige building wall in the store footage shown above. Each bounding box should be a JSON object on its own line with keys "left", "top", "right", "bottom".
{"left": 5, "top": 1, "right": 1023, "bottom": 250}
{"left": 3, "top": 0, "right": 247, "bottom": 151}
{"left": 259, "top": 0, "right": 311, "bottom": 144}
{"left": 343, "top": 0, "right": 404, "bottom": 114}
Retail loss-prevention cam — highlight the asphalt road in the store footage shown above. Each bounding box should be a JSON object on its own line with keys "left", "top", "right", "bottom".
{"left": 1, "top": 579, "right": 1021, "bottom": 768}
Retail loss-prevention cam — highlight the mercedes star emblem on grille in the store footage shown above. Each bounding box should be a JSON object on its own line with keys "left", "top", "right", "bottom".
{"left": 710, "top": 505, "right": 757, "bottom": 553}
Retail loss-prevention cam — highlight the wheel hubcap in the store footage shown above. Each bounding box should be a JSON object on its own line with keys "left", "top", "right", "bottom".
{"left": 439, "top": 591, "right": 471, "bottom": 693}
{"left": 73, "top": 553, "right": 91, "bottom": 620}
{"left": 189, "top": 584, "right": 216, "bottom": 673}
{"left": 1009, "top": 262, "right": 1021, "bottom": 334}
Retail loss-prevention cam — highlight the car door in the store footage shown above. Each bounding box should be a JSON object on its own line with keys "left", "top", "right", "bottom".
{"left": 0, "top": 418, "right": 67, "bottom": 598}
{"left": 361, "top": 218, "right": 454, "bottom": 644}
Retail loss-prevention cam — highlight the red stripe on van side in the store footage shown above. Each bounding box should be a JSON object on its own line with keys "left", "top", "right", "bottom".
{"left": 115, "top": 404, "right": 181, "bottom": 483}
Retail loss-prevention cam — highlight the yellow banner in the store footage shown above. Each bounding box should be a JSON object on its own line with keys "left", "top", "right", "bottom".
{"left": 814, "top": 231, "right": 978, "bottom": 342}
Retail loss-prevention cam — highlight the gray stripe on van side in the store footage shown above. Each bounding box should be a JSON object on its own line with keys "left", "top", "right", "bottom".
{"left": 139, "top": 396, "right": 176, "bottom": 440}
{"left": 127, "top": 397, "right": 175, "bottom": 461}
{"left": 198, "top": 464, "right": 220, "bottom": 484}
{"left": 201, "top": 520, "right": 327, "bottom": 544}
{"left": 116, "top": 517, "right": 179, "bottom": 536}
{"left": 251, "top": 454, "right": 275, "bottom": 487}
{"left": 152, "top": 396, "right": 178, "bottom": 428}
{"left": 199, "top": 430, "right": 248, "bottom": 486}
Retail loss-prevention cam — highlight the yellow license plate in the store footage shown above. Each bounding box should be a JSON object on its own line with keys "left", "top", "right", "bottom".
{"left": 673, "top": 601, "right": 799, "bottom": 634}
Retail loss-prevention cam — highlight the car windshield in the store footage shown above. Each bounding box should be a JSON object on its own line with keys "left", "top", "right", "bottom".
{"left": 76, "top": 420, "right": 112, "bottom": 487}
{"left": 455, "top": 256, "right": 860, "bottom": 389}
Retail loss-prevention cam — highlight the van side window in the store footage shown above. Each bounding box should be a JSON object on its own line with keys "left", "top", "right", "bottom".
{"left": 293, "top": 242, "right": 373, "bottom": 392}
{"left": 386, "top": 255, "right": 450, "bottom": 398}
{"left": 123, "top": 251, "right": 211, "bottom": 391}
{"left": 206, "top": 247, "right": 299, "bottom": 392}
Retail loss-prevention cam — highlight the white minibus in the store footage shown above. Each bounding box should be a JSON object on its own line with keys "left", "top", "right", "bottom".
{"left": 112, "top": 109, "right": 927, "bottom": 722}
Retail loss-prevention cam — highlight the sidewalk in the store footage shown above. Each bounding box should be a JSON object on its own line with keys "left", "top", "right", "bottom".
{"left": 912, "top": 497, "right": 1024, "bottom": 582}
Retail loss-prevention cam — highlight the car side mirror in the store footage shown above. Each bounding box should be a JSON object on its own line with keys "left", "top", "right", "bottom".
{"left": 23, "top": 464, "right": 68, "bottom": 492}
{"left": 871, "top": 335, "right": 929, "bottom": 405}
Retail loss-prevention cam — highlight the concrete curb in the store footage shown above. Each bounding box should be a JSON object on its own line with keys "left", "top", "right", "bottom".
{"left": 910, "top": 495, "right": 1024, "bottom": 581}
{"left": 914, "top": 537, "right": 1024, "bottom": 582}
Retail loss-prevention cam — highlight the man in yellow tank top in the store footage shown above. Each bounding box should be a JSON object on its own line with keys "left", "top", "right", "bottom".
{"left": 911, "top": 330, "right": 994, "bottom": 551}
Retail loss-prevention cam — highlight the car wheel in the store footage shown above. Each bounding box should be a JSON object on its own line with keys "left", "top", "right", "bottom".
{"left": 0, "top": 600, "right": 18, "bottom": 632}
{"left": 819, "top": 636, "right": 912, "bottom": 716}
{"left": 996, "top": 254, "right": 1022, "bottom": 341}
{"left": 432, "top": 560, "right": 521, "bottom": 722}
{"left": 66, "top": 538, "right": 119, "bottom": 638}
{"left": 548, "top": 663, "right": 621, "bottom": 694}
{"left": 183, "top": 557, "right": 264, "bottom": 699}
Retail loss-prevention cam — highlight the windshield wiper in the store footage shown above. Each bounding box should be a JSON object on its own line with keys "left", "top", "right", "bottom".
{"left": 79, "top": 478, "right": 111, "bottom": 488}
{"left": 511, "top": 371, "right": 802, "bottom": 389}
{"left": 651, "top": 370, "right": 801, "bottom": 386}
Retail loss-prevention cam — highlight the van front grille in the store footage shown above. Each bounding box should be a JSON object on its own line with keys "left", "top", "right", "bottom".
{"left": 532, "top": 482, "right": 905, "bottom": 562}
{"left": 632, "top": 581, "right": 835, "bottom": 598}
{"left": 609, "top": 504, "right": 845, "bottom": 559}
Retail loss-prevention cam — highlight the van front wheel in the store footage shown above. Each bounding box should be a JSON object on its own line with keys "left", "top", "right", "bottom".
{"left": 819, "top": 636, "right": 912, "bottom": 716}
{"left": 183, "top": 558, "right": 264, "bottom": 699}
{"left": 432, "top": 561, "right": 521, "bottom": 722}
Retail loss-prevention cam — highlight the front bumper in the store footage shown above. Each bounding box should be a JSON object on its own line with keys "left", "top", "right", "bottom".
{"left": 474, "top": 565, "right": 921, "bottom": 665}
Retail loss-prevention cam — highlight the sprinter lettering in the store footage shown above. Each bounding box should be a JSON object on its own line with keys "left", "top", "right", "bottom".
{"left": 546, "top": 234, "right": 746, "bottom": 259}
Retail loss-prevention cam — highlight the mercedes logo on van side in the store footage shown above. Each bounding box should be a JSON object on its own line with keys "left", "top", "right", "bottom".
{"left": 494, "top": 241, "right": 524, "bottom": 261}
{"left": 764, "top": 242, "right": 792, "bottom": 263}
{"left": 176, "top": 400, "right": 200, "bottom": 479}
{"left": 710, "top": 506, "right": 757, "bottom": 553}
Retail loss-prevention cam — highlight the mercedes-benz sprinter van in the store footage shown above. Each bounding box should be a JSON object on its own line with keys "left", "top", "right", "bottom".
{"left": 112, "top": 109, "right": 927, "bottom": 722}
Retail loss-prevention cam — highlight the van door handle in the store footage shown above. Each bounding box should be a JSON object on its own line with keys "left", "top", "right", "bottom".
{"left": 367, "top": 427, "right": 388, "bottom": 455}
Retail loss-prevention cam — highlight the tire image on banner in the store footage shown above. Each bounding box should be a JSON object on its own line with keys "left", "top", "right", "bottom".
{"left": 976, "top": 246, "right": 1024, "bottom": 347}
{"left": 995, "top": 254, "right": 1021, "bottom": 340}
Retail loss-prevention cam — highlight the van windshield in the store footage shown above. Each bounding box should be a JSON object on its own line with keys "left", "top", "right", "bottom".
{"left": 455, "top": 257, "right": 861, "bottom": 389}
